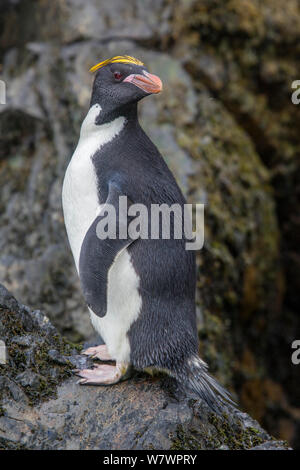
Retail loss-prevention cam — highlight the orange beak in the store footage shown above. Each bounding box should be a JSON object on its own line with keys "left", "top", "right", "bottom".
{"left": 123, "top": 71, "right": 163, "bottom": 94}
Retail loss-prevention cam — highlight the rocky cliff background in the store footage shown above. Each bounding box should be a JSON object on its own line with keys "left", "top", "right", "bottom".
{"left": 0, "top": 0, "right": 299, "bottom": 448}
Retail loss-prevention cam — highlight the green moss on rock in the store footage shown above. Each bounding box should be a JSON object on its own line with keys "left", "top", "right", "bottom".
{"left": 0, "top": 303, "right": 74, "bottom": 406}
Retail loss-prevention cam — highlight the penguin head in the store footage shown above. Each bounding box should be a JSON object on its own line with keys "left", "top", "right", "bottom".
{"left": 89, "top": 55, "right": 162, "bottom": 124}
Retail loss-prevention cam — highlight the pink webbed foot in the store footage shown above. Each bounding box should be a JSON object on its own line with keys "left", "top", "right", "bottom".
{"left": 81, "top": 344, "right": 113, "bottom": 361}
{"left": 74, "top": 363, "right": 125, "bottom": 385}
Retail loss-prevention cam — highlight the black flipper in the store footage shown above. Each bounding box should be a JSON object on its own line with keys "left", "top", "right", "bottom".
{"left": 79, "top": 181, "right": 134, "bottom": 318}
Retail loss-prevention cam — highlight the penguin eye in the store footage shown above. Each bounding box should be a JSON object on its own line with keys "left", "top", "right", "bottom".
{"left": 114, "top": 71, "right": 123, "bottom": 81}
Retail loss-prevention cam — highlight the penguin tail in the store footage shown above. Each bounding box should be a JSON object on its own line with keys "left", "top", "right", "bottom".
{"left": 174, "top": 355, "right": 237, "bottom": 415}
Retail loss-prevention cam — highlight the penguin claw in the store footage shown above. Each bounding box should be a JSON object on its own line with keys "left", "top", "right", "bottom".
{"left": 76, "top": 378, "right": 87, "bottom": 385}
{"left": 74, "top": 363, "right": 123, "bottom": 385}
{"left": 81, "top": 344, "right": 113, "bottom": 362}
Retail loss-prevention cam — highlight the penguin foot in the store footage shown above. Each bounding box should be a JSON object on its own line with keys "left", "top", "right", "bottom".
{"left": 74, "top": 363, "right": 123, "bottom": 385}
{"left": 81, "top": 344, "right": 113, "bottom": 361}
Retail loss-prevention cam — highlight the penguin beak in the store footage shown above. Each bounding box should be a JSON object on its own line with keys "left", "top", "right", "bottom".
{"left": 123, "top": 71, "right": 163, "bottom": 94}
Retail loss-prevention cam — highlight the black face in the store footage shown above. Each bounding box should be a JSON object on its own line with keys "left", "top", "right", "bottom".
{"left": 90, "top": 62, "right": 162, "bottom": 125}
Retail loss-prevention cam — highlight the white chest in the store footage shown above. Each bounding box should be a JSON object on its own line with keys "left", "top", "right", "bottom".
{"left": 62, "top": 105, "right": 141, "bottom": 363}
{"left": 62, "top": 139, "right": 99, "bottom": 271}
{"left": 62, "top": 104, "right": 125, "bottom": 270}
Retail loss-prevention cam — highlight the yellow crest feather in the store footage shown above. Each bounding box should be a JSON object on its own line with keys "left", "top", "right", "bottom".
{"left": 89, "top": 55, "right": 144, "bottom": 73}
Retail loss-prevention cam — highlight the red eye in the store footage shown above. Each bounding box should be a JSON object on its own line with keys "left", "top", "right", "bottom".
{"left": 114, "top": 71, "right": 122, "bottom": 80}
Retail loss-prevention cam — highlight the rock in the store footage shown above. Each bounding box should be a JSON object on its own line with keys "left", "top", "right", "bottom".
{"left": 16, "top": 371, "right": 44, "bottom": 389}
{"left": 0, "top": 283, "right": 77, "bottom": 407}
{"left": 0, "top": 376, "right": 28, "bottom": 403}
{"left": 0, "top": 286, "right": 290, "bottom": 450}
{"left": 251, "top": 441, "right": 292, "bottom": 450}
{"left": 11, "top": 335, "right": 34, "bottom": 347}
{"left": 47, "top": 349, "right": 70, "bottom": 365}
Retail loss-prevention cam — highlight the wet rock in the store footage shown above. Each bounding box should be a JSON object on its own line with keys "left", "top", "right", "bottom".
{"left": 16, "top": 370, "right": 44, "bottom": 389}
